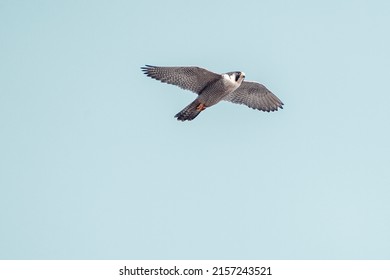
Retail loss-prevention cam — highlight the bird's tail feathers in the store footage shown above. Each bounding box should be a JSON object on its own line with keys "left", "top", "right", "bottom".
{"left": 174, "top": 100, "right": 205, "bottom": 121}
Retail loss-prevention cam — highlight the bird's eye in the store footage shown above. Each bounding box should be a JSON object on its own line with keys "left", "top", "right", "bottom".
{"left": 235, "top": 74, "right": 240, "bottom": 81}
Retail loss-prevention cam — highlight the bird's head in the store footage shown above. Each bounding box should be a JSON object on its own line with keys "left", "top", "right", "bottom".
{"left": 227, "top": 71, "right": 246, "bottom": 85}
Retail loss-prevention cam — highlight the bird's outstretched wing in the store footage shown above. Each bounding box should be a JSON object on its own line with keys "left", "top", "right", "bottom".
{"left": 223, "top": 81, "right": 284, "bottom": 112}
{"left": 141, "top": 65, "right": 221, "bottom": 94}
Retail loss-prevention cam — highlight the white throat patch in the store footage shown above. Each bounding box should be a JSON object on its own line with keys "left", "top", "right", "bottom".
{"left": 222, "top": 73, "right": 238, "bottom": 84}
{"left": 222, "top": 73, "right": 242, "bottom": 91}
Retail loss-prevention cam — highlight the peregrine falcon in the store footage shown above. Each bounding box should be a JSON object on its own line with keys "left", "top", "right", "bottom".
{"left": 141, "top": 65, "right": 284, "bottom": 121}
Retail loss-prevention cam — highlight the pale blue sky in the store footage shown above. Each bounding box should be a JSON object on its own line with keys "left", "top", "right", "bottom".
{"left": 1, "top": 0, "right": 389, "bottom": 259}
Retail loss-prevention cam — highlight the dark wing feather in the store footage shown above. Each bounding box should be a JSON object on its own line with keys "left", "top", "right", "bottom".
{"left": 223, "top": 81, "right": 284, "bottom": 112}
{"left": 141, "top": 65, "right": 221, "bottom": 94}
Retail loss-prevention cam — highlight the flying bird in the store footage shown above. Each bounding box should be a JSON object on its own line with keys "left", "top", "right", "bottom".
{"left": 141, "top": 65, "right": 284, "bottom": 121}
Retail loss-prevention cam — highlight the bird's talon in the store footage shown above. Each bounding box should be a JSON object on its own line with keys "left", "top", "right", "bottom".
{"left": 196, "top": 103, "right": 206, "bottom": 111}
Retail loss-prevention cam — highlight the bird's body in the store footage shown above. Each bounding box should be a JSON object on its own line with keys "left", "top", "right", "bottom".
{"left": 141, "top": 65, "right": 283, "bottom": 121}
